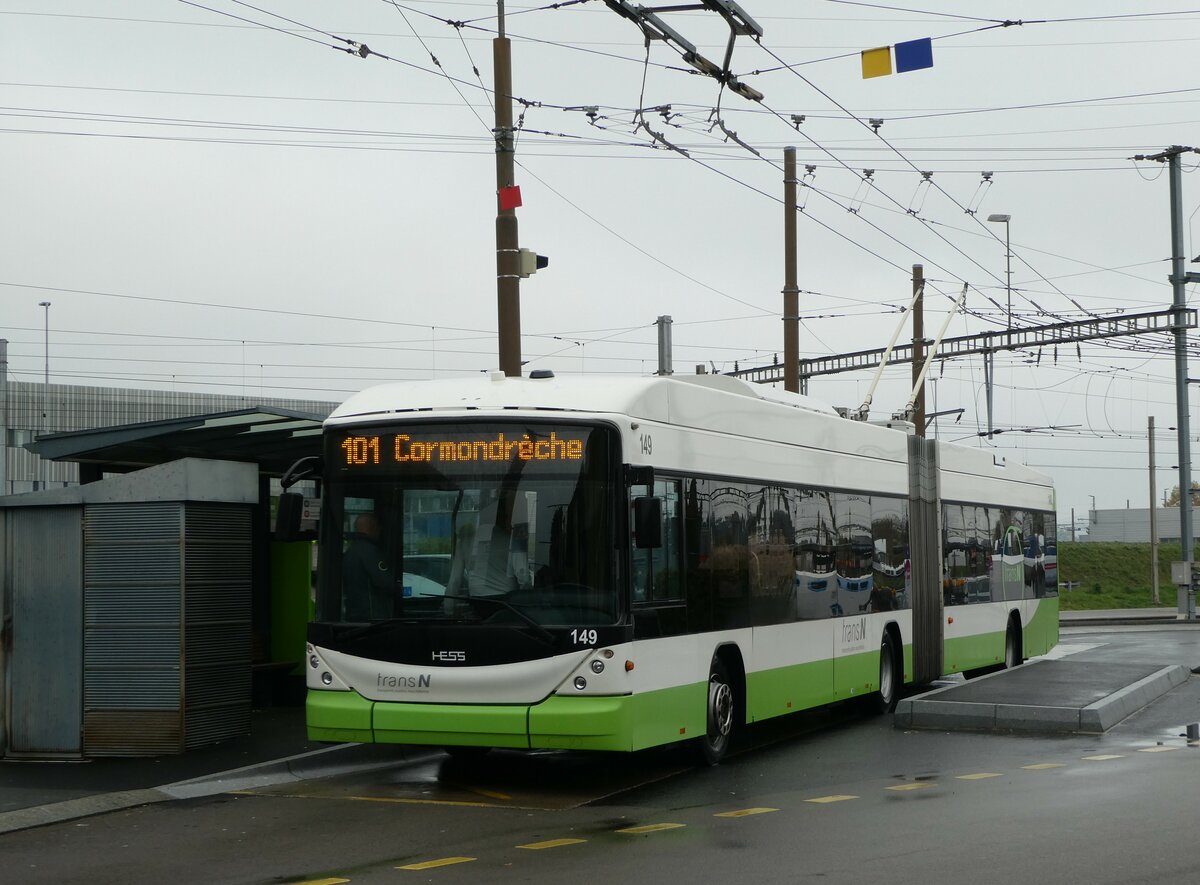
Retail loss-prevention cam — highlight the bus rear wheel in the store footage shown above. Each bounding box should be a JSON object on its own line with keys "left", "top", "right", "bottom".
{"left": 1004, "top": 619, "right": 1021, "bottom": 669}
{"left": 875, "top": 632, "right": 900, "bottom": 714}
{"left": 697, "top": 657, "right": 735, "bottom": 765}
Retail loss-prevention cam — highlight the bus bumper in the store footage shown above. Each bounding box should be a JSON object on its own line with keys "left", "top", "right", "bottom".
{"left": 306, "top": 690, "right": 635, "bottom": 752}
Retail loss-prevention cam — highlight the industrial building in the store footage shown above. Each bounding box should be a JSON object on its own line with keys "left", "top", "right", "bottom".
{"left": 1084, "top": 507, "right": 1187, "bottom": 544}
{"left": 1, "top": 380, "right": 337, "bottom": 492}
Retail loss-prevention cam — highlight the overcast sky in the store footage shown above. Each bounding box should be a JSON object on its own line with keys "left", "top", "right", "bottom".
{"left": 3, "top": 1, "right": 1200, "bottom": 526}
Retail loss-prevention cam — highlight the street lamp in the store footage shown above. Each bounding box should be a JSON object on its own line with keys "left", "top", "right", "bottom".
{"left": 987, "top": 213, "right": 1012, "bottom": 337}
{"left": 38, "top": 300, "right": 49, "bottom": 490}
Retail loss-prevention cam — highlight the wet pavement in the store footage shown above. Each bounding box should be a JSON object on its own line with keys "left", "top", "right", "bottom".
{"left": 2, "top": 610, "right": 1198, "bottom": 835}
{"left": 895, "top": 658, "right": 1192, "bottom": 733}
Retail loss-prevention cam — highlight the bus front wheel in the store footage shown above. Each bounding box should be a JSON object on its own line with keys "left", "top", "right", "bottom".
{"left": 698, "top": 657, "right": 735, "bottom": 765}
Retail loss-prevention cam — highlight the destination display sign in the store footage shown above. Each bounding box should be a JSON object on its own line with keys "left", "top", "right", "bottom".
{"left": 336, "top": 429, "right": 586, "bottom": 469}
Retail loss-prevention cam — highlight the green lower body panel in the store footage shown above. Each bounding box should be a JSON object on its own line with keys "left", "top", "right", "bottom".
{"left": 943, "top": 598, "right": 1061, "bottom": 673}
{"left": 374, "top": 700, "right": 531, "bottom": 748}
{"left": 308, "top": 689, "right": 682, "bottom": 752}
{"left": 744, "top": 648, "right": 891, "bottom": 724}
{"left": 834, "top": 649, "right": 882, "bottom": 701}
{"left": 628, "top": 682, "right": 706, "bottom": 750}
{"left": 531, "top": 694, "right": 639, "bottom": 751}
{"left": 307, "top": 690, "right": 374, "bottom": 743}
{"left": 944, "top": 630, "right": 1004, "bottom": 673}
{"left": 1023, "top": 597, "right": 1060, "bottom": 657}
{"left": 745, "top": 659, "right": 835, "bottom": 722}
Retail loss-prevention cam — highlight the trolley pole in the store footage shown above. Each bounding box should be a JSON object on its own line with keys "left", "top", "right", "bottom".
{"left": 911, "top": 265, "right": 925, "bottom": 437}
{"left": 494, "top": 2, "right": 522, "bottom": 377}
{"left": 656, "top": 315, "right": 674, "bottom": 376}
{"left": 783, "top": 147, "right": 800, "bottom": 394}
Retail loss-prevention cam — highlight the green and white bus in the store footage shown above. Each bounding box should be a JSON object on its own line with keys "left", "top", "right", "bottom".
{"left": 291, "top": 371, "right": 1057, "bottom": 763}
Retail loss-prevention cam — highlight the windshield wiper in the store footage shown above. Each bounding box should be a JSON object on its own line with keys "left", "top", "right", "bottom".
{"left": 337, "top": 618, "right": 416, "bottom": 641}
{"left": 425, "top": 593, "right": 555, "bottom": 644}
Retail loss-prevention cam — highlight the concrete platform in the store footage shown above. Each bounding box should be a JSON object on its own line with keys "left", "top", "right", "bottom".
{"left": 894, "top": 659, "right": 1192, "bottom": 734}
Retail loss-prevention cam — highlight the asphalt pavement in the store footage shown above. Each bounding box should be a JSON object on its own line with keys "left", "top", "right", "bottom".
{"left": 1, "top": 607, "right": 1195, "bottom": 836}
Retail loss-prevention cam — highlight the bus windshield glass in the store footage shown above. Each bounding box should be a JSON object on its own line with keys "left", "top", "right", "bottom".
{"left": 317, "top": 421, "right": 617, "bottom": 627}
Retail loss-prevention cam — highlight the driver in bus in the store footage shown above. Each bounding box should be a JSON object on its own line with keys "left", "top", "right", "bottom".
{"left": 343, "top": 512, "right": 395, "bottom": 620}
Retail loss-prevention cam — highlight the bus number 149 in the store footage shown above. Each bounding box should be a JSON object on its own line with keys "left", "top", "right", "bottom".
{"left": 571, "top": 629, "right": 598, "bottom": 646}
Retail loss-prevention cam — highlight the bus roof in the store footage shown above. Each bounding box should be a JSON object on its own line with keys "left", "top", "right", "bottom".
{"left": 328, "top": 372, "right": 839, "bottom": 424}
{"left": 327, "top": 372, "right": 1052, "bottom": 494}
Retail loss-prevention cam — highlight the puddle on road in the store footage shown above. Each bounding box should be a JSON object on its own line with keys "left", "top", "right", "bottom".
{"left": 244, "top": 748, "right": 692, "bottom": 811}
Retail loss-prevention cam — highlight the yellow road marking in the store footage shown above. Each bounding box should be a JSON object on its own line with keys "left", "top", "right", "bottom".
{"left": 1023, "top": 763, "right": 1065, "bottom": 770}
{"left": 956, "top": 772, "right": 1003, "bottom": 780}
{"left": 714, "top": 807, "right": 779, "bottom": 818}
{"left": 804, "top": 795, "right": 858, "bottom": 804}
{"left": 518, "top": 838, "right": 587, "bottom": 850}
{"left": 349, "top": 796, "right": 498, "bottom": 809}
{"left": 467, "top": 787, "right": 512, "bottom": 801}
{"left": 886, "top": 782, "right": 935, "bottom": 791}
{"left": 1138, "top": 746, "right": 1180, "bottom": 753}
{"left": 617, "top": 823, "right": 686, "bottom": 834}
{"left": 1082, "top": 754, "right": 1124, "bottom": 761}
{"left": 397, "top": 857, "right": 476, "bottom": 871}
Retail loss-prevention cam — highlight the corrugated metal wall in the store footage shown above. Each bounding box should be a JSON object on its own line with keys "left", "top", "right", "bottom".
{"left": 83, "top": 503, "right": 185, "bottom": 756}
{"left": 9, "top": 507, "right": 83, "bottom": 756}
{"left": 183, "top": 504, "right": 252, "bottom": 748}
{"left": 80, "top": 502, "right": 252, "bottom": 755}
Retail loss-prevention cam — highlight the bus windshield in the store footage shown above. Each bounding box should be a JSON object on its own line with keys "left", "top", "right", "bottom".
{"left": 316, "top": 421, "right": 618, "bottom": 627}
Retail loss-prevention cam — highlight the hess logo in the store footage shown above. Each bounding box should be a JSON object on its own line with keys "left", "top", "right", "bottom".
{"left": 432, "top": 651, "right": 466, "bottom": 662}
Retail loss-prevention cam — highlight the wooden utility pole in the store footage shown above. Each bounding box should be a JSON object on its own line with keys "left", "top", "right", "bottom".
{"left": 1167, "top": 148, "right": 1194, "bottom": 615}
{"left": 911, "top": 265, "right": 925, "bottom": 437}
{"left": 783, "top": 147, "right": 799, "bottom": 394}
{"left": 0, "top": 339, "right": 7, "bottom": 495}
{"left": 1150, "top": 415, "right": 1161, "bottom": 604}
{"left": 494, "top": 2, "right": 522, "bottom": 377}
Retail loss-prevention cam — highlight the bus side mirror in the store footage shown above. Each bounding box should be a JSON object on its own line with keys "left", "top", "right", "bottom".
{"left": 625, "top": 465, "right": 654, "bottom": 487}
{"left": 633, "top": 496, "right": 662, "bottom": 549}
{"left": 275, "top": 491, "right": 315, "bottom": 541}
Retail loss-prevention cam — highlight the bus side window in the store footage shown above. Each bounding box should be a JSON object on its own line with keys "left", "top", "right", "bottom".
{"left": 630, "top": 479, "right": 683, "bottom": 604}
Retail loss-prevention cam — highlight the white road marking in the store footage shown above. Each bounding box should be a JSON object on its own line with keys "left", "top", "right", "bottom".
{"left": 1035, "top": 642, "right": 1105, "bottom": 660}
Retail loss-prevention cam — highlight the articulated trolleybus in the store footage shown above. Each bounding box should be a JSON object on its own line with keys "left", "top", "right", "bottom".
{"left": 290, "top": 371, "right": 1057, "bottom": 763}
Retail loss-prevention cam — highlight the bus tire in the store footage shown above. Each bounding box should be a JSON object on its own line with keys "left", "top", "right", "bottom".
{"left": 697, "top": 657, "right": 735, "bottom": 766}
{"left": 875, "top": 632, "right": 900, "bottom": 714}
{"left": 1004, "top": 618, "right": 1022, "bottom": 669}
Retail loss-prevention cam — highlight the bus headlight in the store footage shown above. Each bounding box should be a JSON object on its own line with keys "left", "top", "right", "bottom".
{"left": 590, "top": 659, "right": 605, "bottom": 674}
{"left": 321, "top": 672, "right": 333, "bottom": 685}
{"left": 574, "top": 676, "right": 587, "bottom": 690}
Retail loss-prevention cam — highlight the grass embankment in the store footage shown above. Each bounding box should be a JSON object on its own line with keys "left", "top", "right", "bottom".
{"left": 1056, "top": 541, "right": 1192, "bottom": 610}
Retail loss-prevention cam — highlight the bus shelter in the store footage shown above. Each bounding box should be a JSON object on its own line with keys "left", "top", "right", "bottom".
{"left": 0, "top": 408, "right": 325, "bottom": 758}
